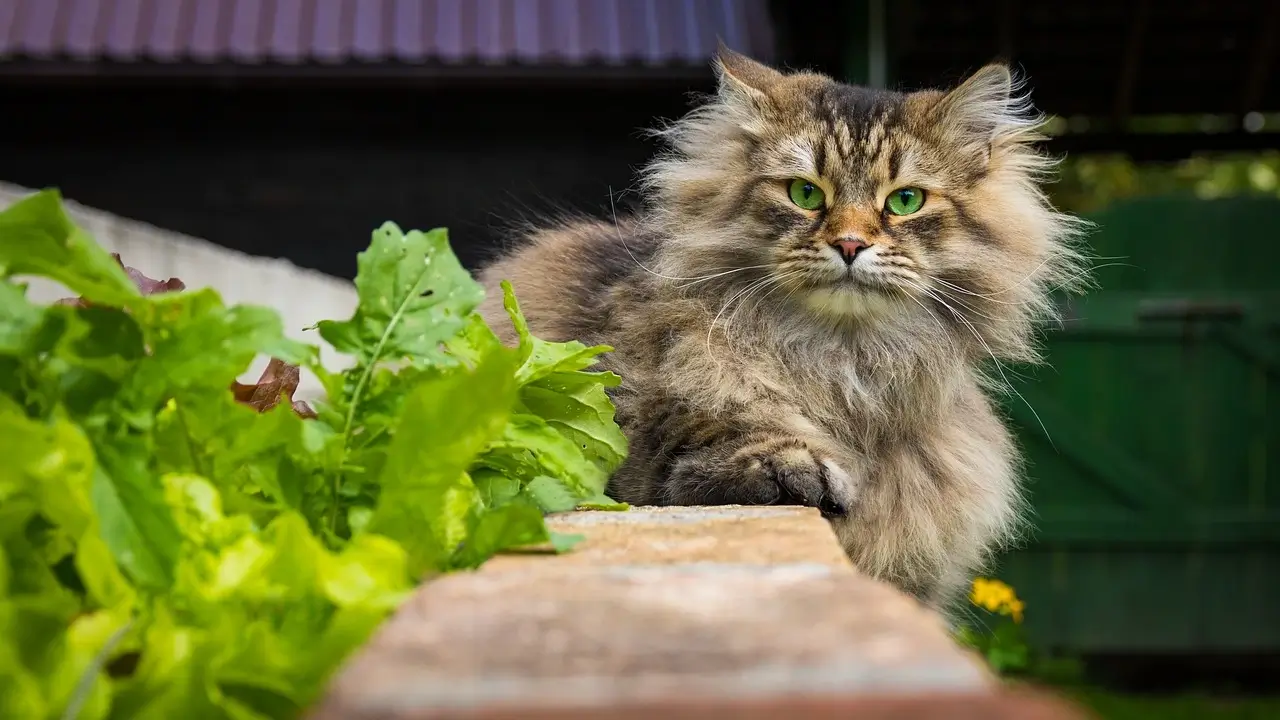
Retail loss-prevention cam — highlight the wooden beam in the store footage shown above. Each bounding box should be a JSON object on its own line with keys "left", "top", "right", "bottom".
{"left": 1112, "top": 0, "right": 1151, "bottom": 127}
{"left": 1241, "top": 0, "right": 1280, "bottom": 113}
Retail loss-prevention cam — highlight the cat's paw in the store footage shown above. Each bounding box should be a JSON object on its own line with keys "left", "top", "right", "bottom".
{"left": 742, "top": 443, "right": 858, "bottom": 519}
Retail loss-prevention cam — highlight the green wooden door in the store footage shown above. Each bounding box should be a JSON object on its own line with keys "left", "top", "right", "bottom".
{"left": 992, "top": 196, "right": 1280, "bottom": 653}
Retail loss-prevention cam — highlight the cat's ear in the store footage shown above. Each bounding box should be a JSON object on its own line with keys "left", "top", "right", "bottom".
{"left": 933, "top": 63, "right": 1034, "bottom": 153}
{"left": 714, "top": 41, "right": 783, "bottom": 107}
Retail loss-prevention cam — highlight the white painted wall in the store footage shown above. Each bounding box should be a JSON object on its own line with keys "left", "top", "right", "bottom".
{"left": 0, "top": 182, "right": 358, "bottom": 401}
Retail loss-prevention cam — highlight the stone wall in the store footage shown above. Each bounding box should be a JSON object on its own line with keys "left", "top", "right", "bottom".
{"left": 311, "top": 507, "right": 1089, "bottom": 719}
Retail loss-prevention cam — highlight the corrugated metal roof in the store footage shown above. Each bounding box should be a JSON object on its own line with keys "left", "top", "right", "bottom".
{"left": 0, "top": 0, "right": 775, "bottom": 67}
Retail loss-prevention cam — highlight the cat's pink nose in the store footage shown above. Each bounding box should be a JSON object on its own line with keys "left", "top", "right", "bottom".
{"left": 832, "top": 237, "right": 870, "bottom": 265}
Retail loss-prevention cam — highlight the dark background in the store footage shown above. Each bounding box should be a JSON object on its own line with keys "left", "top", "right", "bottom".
{"left": 3, "top": 0, "right": 1276, "bottom": 278}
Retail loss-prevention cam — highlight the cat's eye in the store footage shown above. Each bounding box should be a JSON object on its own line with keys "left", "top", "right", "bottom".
{"left": 885, "top": 187, "right": 926, "bottom": 216}
{"left": 788, "top": 179, "right": 825, "bottom": 211}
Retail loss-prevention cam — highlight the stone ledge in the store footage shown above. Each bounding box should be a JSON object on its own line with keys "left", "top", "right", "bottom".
{"left": 361, "top": 689, "right": 1091, "bottom": 720}
{"left": 483, "top": 506, "right": 853, "bottom": 570}
{"left": 309, "top": 506, "right": 1088, "bottom": 719}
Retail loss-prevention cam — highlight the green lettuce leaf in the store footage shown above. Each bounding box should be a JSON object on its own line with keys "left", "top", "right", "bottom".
{"left": 482, "top": 414, "right": 610, "bottom": 499}
{"left": 523, "top": 475, "right": 579, "bottom": 513}
{"left": 90, "top": 442, "right": 183, "bottom": 591}
{"left": 500, "top": 280, "right": 613, "bottom": 383}
{"left": 0, "top": 282, "right": 49, "bottom": 357}
{"left": 368, "top": 346, "right": 520, "bottom": 575}
{"left": 0, "top": 189, "right": 141, "bottom": 308}
{"left": 127, "top": 289, "right": 312, "bottom": 409}
{"left": 316, "top": 223, "right": 483, "bottom": 366}
{"left": 520, "top": 369, "right": 628, "bottom": 472}
{"left": 0, "top": 188, "right": 634, "bottom": 718}
{"left": 450, "top": 502, "right": 549, "bottom": 569}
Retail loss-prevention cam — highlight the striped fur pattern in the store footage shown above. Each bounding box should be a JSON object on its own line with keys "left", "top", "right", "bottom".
{"left": 477, "top": 46, "right": 1089, "bottom": 610}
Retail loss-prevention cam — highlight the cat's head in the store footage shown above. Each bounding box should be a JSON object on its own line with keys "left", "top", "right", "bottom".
{"left": 642, "top": 45, "right": 1089, "bottom": 362}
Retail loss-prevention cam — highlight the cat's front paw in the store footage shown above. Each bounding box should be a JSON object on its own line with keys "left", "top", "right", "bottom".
{"left": 742, "top": 443, "right": 858, "bottom": 519}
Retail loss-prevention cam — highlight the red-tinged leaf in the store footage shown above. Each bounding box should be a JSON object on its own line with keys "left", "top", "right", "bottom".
{"left": 116, "top": 254, "right": 185, "bottom": 296}
{"left": 57, "top": 253, "right": 185, "bottom": 307}
{"left": 230, "top": 357, "right": 317, "bottom": 418}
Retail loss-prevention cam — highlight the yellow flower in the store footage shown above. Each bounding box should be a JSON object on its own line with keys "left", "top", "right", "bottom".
{"left": 969, "top": 577, "right": 1025, "bottom": 621}
{"left": 968, "top": 578, "right": 990, "bottom": 609}
{"left": 1007, "top": 599, "right": 1025, "bottom": 624}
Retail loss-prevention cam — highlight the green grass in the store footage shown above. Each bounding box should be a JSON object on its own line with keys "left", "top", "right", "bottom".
{"left": 1064, "top": 688, "right": 1280, "bottom": 720}
{"left": 1006, "top": 658, "right": 1280, "bottom": 720}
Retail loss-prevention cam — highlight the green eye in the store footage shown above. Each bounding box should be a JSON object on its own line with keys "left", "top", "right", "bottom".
{"left": 788, "top": 179, "right": 825, "bottom": 210}
{"left": 885, "top": 187, "right": 926, "bottom": 215}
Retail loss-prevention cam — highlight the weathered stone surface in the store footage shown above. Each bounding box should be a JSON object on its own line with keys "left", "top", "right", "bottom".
{"left": 309, "top": 506, "right": 1086, "bottom": 719}
{"left": 483, "top": 506, "right": 853, "bottom": 571}
{"left": 408, "top": 689, "right": 1094, "bottom": 720}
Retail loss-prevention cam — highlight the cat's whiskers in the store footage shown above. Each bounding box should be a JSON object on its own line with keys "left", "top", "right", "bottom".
{"left": 930, "top": 260, "right": 1128, "bottom": 304}
{"left": 921, "top": 282, "right": 1008, "bottom": 324}
{"left": 705, "top": 274, "right": 778, "bottom": 362}
{"left": 705, "top": 271, "right": 802, "bottom": 372}
{"left": 675, "top": 264, "right": 775, "bottom": 289}
{"left": 607, "top": 186, "right": 754, "bottom": 284}
{"left": 911, "top": 281, "right": 1055, "bottom": 450}
{"left": 723, "top": 270, "right": 802, "bottom": 338}
{"left": 889, "top": 277, "right": 954, "bottom": 344}
{"left": 606, "top": 186, "right": 777, "bottom": 289}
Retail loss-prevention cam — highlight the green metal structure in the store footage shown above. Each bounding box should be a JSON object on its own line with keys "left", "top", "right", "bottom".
{"left": 994, "top": 195, "right": 1280, "bottom": 653}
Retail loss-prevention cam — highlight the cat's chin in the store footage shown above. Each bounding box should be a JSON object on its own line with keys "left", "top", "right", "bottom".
{"left": 801, "top": 284, "right": 901, "bottom": 322}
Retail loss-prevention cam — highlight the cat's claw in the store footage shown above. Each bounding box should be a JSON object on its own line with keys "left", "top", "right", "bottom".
{"left": 747, "top": 445, "right": 858, "bottom": 519}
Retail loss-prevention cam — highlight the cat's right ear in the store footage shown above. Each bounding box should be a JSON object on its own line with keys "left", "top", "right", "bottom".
{"left": 714, "top": 41, "right": 782, "bottom": 108}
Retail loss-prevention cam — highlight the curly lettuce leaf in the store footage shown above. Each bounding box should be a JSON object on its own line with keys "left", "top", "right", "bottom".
{"left": 109, "top": 481, "right": 412, "bottom": 719}
{"left": 499, "top": 279, "right": 613, "bottom": 383}
{"left": 127, "top": 289, "right": 312, "bottom": 408}
{"left": 520, "top": 369, "right": 628, "bottom": 473}
{"left": 493, "top": 280, "right": 627, "bottom": 498}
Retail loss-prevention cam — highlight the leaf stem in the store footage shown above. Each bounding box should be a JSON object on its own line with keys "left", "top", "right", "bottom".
{"left": 334, "top": 269, "right": 429, "bottom": 536}
{"left": 174, "top": 403, "right": 206, "bottom": 478}
{"left": 61, "top": 618, "right": 133, "bottom": 720}
{"left": 339, "top": 282, "right": 423, "bottom": 453}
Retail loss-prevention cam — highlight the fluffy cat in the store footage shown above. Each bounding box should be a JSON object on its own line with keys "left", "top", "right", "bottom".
{"left": 476, "top": 46, "right": 1088, "bottom": 610}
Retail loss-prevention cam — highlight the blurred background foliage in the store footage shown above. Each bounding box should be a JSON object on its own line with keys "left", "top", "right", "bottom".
{"left": 1049, "top": 151, "right": 1280, "bottom": 216}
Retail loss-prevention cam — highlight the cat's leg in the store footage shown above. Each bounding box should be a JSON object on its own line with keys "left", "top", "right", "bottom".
{"left": 616, "top": 400, "right": 861, "bottom": 519}
{"left": 672, "top": 432, "right": 858, "bottom": 518}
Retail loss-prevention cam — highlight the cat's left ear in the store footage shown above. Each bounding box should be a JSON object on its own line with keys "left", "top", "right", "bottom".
{"left": 932, "top": 63, "right": 1033, "bottom": 155}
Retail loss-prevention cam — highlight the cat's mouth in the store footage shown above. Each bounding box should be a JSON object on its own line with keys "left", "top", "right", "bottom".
{"left": 803, "top": 281, "right": 900, "bottom": 319}
{"left": 809, "top": 245, "right": 903, "bottom": 294}
{"left": 798, "top": 265, "right": 906, "bottom": 320}
{"left": 828, "top": 265, "right": 898, "bottom": 295}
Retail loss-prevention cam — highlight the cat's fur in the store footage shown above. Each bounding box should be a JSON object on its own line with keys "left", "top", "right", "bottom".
{"left": 476, "top": 46, "right": 1088, "bottom": 610}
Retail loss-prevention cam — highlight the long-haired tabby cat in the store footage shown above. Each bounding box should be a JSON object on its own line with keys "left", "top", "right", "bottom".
{"left": 477, "top": 45, "right": 1088, "bottom": 611}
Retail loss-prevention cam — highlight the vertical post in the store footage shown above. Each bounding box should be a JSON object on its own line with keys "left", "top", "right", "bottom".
{"left": 845, "top": 0, "right": 888, "bottom": 89}
{"left": 868, "top": 0, "right": 887, "bottom": 89}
